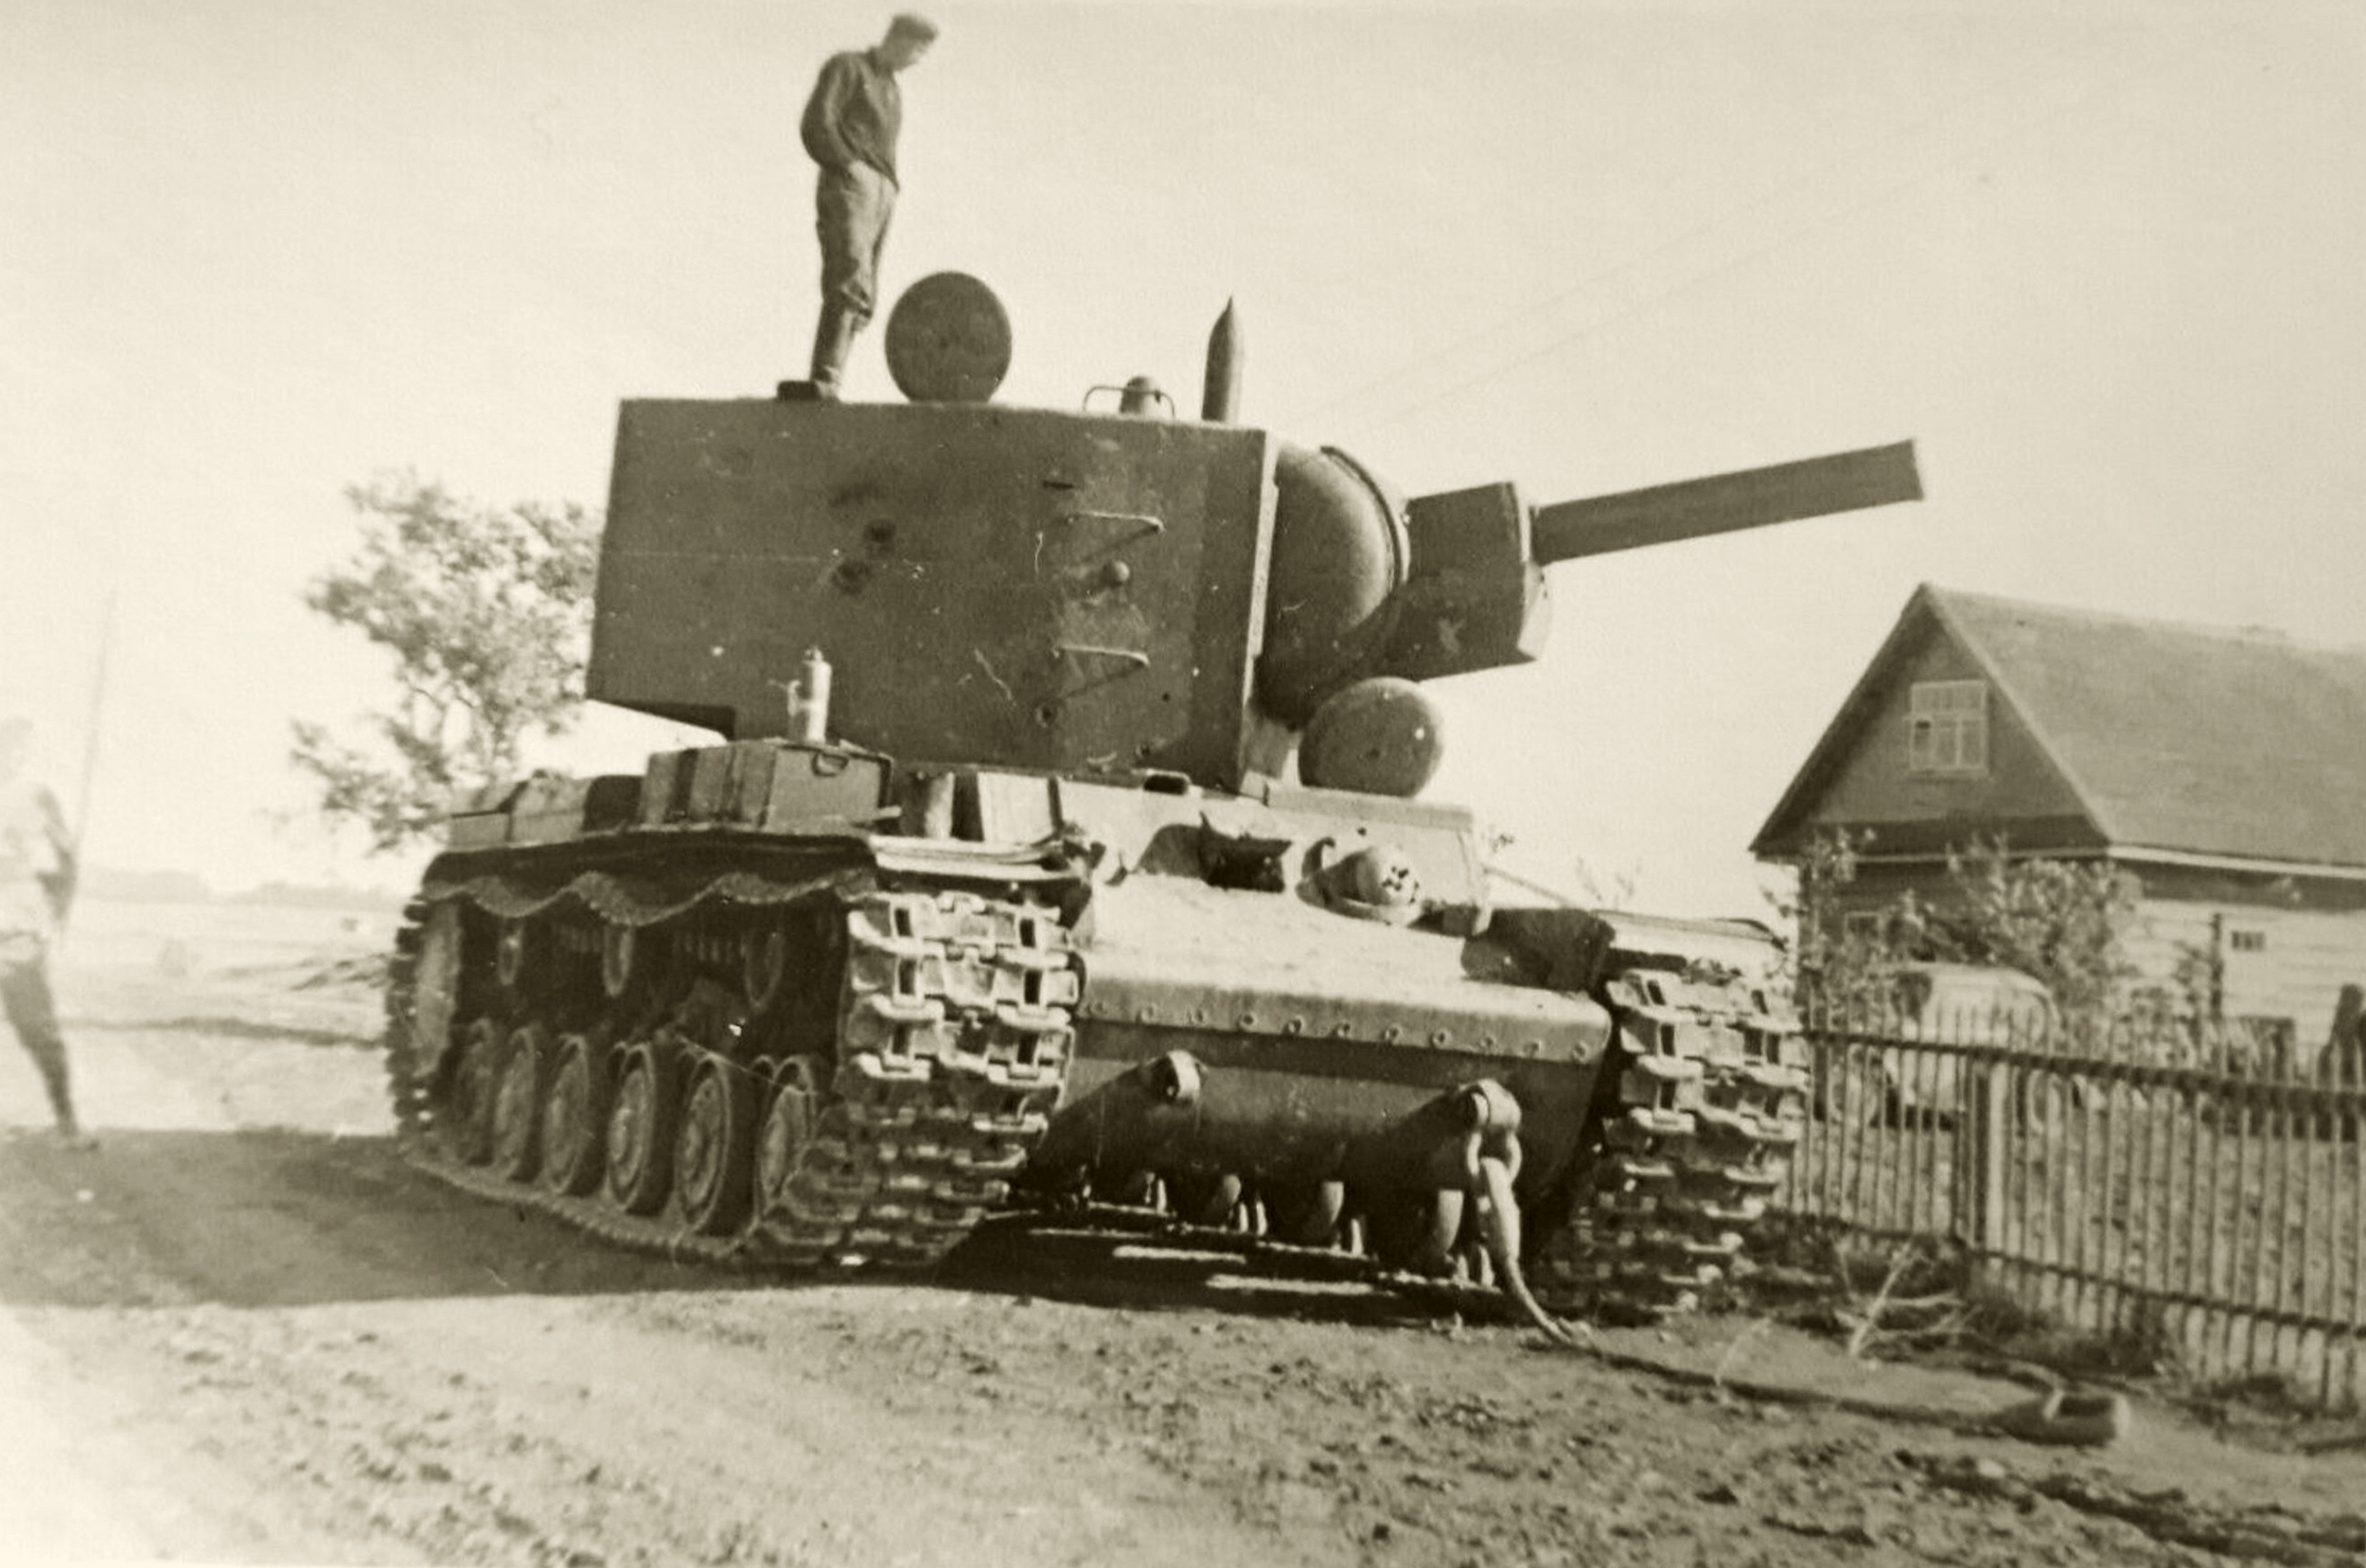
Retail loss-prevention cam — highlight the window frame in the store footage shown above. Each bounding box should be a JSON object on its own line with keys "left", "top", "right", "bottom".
{"left": 1906, "top": 678, "right": 1989, "bottom": 776}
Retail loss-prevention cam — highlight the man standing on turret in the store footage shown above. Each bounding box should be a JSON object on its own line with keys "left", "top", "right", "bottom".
{"left": 0, "top": 717, "right": 89, "bottom": 1147}
{"left": 781, "top": 13, "right": 938, "bottom": 402}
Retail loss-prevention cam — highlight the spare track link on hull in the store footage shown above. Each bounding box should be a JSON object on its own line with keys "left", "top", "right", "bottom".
{"left": 382, "top": 875, "right": 1077, "bottom": 1276}
{"left": 1536, "top": 967, "right": 1808, "bottom": 1320}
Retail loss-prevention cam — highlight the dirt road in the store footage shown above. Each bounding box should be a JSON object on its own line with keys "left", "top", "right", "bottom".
{"left": 4, "top": 916, "right": 2363, "bottom": 1566}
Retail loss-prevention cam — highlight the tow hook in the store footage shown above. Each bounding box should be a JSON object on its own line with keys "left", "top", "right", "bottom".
{"left": 1146, "top": 1049, "right": 1202, "bottom": 1107}
{"left": 1454, "top": 1079, "right": 1582, "bottom": 1348}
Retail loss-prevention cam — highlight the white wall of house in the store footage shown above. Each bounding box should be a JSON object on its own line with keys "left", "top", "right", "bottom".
{"left": 2126, "top": 895, "right": 2366, "bottom": 1066}
{"left": 1813, "top": 863, "right": 2366, "bottom": 1070}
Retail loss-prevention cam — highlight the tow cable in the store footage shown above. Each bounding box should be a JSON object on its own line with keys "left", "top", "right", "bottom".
{"left": 1475, "top": 1150, "right": 1583, "bottom": 1348}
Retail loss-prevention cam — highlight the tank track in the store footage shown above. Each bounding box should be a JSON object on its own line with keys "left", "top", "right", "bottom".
{"left": 386, "top": 877, "right": 1798, "bottom": 1328}
{"left": 383, "top": 866, "right": 1076, "bottom": 1276}
{"left": 1535, "top": 967, "right": 1809, "bottom": 1320}
{"left": 757, "top": 890, "right": 1073, "bottom": 1269}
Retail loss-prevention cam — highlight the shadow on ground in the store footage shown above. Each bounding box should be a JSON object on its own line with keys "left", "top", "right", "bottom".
{"left": 0, "top": 1128, "right": 741, "bottom": 1313}
{"left": 0, "top": 1125, "right": 1449, "bottom": 1332}
{"left": 942, "top": 1222, "right": 1465, "bottom": 1332}
{"left": 68, "top": 1014, "right": 376, "bottom": 1049}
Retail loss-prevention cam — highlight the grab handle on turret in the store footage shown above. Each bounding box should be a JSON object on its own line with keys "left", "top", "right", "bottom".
{"left": 1530, "top": 441, "right": 1920, "bottom": 566}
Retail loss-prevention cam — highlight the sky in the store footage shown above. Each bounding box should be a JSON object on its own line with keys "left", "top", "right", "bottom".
{"left": 4, "top": 0, "right": 2361, "bottom": 915}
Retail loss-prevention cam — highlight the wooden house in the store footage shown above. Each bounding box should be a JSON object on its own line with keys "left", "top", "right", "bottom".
{"left": 1752, "top": 585, "right": 2366, "bottom": 1062}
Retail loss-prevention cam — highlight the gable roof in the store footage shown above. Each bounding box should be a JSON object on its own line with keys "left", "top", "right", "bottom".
{"left": 1755, "top": 585, "right": 2366, "bottom": 872}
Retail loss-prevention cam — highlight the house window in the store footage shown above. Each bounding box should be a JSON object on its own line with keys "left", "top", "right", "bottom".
{"left": 2229, "top": 929, "right": 2267, "bottom": 953}
{"left": 1907, "top": 679, "right": 1987, "bottom": 774}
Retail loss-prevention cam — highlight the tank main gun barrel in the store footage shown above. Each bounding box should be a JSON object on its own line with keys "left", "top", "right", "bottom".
{"left": 1530, "top": 441, "right": 1921, "bottom": 565}
{"left": 1277, "top": 436, "right": 1928, "bottom": 713}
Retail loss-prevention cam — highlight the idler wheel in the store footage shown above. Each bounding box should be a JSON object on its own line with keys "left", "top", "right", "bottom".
{"left": 604, "top": 1042, "right": 681, "bottom": 1216}
{"left": 441, "top": 1017, "right": 503, "bottom": 1166}
{"left": 405, "top": 904, "right": 463, "bottom": 1075}
{"left": 490, "top": 1022, "right": 549, "bottom": 1183}
{"left": 674, "top": 1057, "right": 761, "bottom": 1236}
{"left": 539, "top": 1031, "right": 613, "bottom": 1197}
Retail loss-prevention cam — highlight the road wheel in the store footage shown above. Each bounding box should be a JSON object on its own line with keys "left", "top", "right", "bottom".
{"left": 1368, "top": 1189, "right": 1464, "bottom": 1277}
{"left": 1164, "top": 1172, "right": 1244, "bottom": 1229}
{"left": 540, "top": 1031, "right": 612, "bottom": 1197}
{"left": 604, "top": 1042, "right": 681, "bottom": 1216}
{"left": 674, "top": 1058, "right": 760, "bottom": 1236}
{"left": 1263, "top": 1180, "right": 1346, "bottom": 1247}
{"left": 490, "top": 1022, "right": 548, "bottom": 1183}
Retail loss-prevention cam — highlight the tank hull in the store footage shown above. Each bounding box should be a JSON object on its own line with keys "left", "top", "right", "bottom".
{"left": 384, "top": 740, "right": 1811, "bottom": 1322}
{"left": 1037, "top": 874, "right": 1609, "bottom": 1205}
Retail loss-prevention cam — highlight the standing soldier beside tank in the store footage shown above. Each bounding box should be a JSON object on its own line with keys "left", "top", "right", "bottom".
{"left": 780, "top": 12, "right": 938, "bottom": 403}
{"left": 0, "top": 717, "right": 89, "bottom": 1147}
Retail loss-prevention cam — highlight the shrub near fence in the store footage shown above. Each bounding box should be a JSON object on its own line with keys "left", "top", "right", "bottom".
{"left": 1784, "top": 1009, "right": 2366, "bottom": 1412}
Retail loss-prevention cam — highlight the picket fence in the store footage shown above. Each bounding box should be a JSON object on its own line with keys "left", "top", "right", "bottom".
{"left": 1779, "top": 1013, "right": 2366, "bottom": 1411}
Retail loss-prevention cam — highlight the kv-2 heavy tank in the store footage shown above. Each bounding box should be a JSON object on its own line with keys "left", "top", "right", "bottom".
{"left": 384, "top": 273, "right": 1921, "bottom": 1324}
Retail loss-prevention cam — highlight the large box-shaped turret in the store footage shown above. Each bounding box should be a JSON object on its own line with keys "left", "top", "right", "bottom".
{"left": 589, "top": 401, "right": 1278, "bottom": 787}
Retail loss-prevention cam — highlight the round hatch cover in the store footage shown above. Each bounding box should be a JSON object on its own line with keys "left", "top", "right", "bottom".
{"left": 885, "top": 272, "right": 1013, "bottom": 403}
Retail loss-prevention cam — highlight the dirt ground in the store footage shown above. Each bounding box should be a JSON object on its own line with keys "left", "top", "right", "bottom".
{"left": 4, "top": 907, "right": 2364, "bottom": 1567}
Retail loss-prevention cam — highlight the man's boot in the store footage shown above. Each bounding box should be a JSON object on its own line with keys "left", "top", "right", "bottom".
{"left": 780, "top": 306, "right": 860, "bottom": 401}
{"left": 37, "top": 1050, "right": 92, "bottom": 1149}
{"left": 808, "top": 303, "right": 860, "bottom": 401}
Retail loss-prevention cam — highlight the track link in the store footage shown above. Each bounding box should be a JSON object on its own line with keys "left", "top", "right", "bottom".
{"left": 758, "top": 890, "right": 1072, "bottom": 1269}
{"left": 383, "top": 877, "right": 1076, "bottom": 1277}
{"left": 1538, "top": 968, "right": 1808, "bottom": 1320}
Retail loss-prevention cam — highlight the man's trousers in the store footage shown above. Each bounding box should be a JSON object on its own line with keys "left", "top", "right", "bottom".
{"left": 1, "top": 943, "right": 73, "bottom": 1130}
{"left": 811, "top": 163, "right": 897, "bottom": 394}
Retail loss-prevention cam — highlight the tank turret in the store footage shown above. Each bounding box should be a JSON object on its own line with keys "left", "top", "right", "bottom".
{"left": 588, "top": 280, "right": 1920, "bottom": 803}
